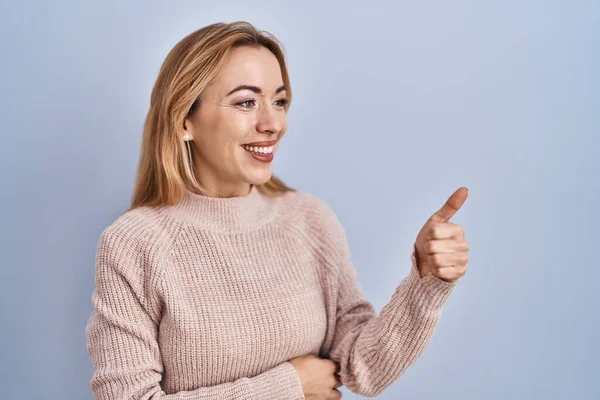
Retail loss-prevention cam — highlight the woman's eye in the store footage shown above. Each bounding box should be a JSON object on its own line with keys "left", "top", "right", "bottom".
{"left": 237, "top": 99, "right": 256, "bottom": 109}
{"left": 275, "top": 99, "right": 288, "bottom": 107}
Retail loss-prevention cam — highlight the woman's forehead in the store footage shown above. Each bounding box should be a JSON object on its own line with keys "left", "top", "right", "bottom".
{"left": 211, "top": 47, "right": 284, "bottom": 96}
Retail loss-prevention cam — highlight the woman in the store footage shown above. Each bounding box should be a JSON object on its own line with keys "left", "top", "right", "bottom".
{"left": 85, "top": 21, "right": 470, "bottom": 400}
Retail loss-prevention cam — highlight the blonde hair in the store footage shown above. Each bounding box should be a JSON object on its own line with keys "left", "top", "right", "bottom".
{"left": 129, "top": 21, "right": 295, "bottom": 211}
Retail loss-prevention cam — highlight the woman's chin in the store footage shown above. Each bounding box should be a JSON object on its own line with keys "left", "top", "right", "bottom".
{"left": 238, "top": 156, "right": 273, "bottom": 185}
{"left": 245, "top": 170, "right": 273, "bottom": 186}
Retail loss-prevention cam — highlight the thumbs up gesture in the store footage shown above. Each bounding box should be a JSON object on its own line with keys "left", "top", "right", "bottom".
{"left": 414, "top": 187, "right": 470, "bottom": 284}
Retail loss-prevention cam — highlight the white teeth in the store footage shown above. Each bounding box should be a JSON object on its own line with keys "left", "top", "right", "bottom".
{"left": 243, "top": 145, "right": 274, "bottom": 155}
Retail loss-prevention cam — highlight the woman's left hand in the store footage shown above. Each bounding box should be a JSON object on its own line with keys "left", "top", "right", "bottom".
{"left": 414, "top": 187, "right": 470, "bottom": 284}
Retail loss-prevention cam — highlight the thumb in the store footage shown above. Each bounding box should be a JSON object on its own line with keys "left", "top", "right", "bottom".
{"left": 430, "top": 187, "right": 468, "bottom": 223}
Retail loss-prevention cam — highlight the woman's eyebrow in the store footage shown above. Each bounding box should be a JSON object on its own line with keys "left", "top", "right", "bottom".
{"left": 226, "top": 84, "right": 287, "bottom": 96}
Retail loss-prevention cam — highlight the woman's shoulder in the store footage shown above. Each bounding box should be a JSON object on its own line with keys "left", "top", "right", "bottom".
{"left": 275, "top": 190, "right": 349, "bottom": 267}
{"left": 277, "top": 189, "right": 346, "bottom": 237}
{"left": 96, "top": 205, "right": 180, "bottom": 259}
{"left": 279, "top": 189, "right": 335, "bottom": 218}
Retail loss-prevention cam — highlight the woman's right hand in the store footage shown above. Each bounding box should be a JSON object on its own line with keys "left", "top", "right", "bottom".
{"left": 289, "top": 354, "right": 343, "bottom": 400}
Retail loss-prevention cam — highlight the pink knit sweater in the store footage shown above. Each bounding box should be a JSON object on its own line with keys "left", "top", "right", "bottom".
{"left": 85, "top": 185, "right": 456, "bottom": 399}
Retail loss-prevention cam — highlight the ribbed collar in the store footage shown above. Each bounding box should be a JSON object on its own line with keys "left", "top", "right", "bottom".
{"left": 172, "top": 185, "right": 279, "bottom": 233}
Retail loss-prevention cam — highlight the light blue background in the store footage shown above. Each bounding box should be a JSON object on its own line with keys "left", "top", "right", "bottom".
{"left": 1, "top": 1, "right": 598, "bottom": 399}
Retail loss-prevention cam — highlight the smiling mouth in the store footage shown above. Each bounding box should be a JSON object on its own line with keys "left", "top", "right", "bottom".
{"left": 241, "top": 144, "right": 274, "bottom": 155}
{"left": 241, "top": 139, "right": 278, "bottom": 147}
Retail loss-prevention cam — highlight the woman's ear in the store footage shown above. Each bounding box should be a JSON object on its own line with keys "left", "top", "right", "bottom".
{"left": 182, "top": 118, "right": 193, "bottom": 141}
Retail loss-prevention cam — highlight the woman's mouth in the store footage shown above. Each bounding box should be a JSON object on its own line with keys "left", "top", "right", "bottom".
{"left": 241, "top": 144, "right": 275, "bottom": 163}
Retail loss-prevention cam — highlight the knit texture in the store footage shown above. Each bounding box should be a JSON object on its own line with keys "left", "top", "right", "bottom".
{"left": 85, "top": 185, "right": 457, "bottom": 399}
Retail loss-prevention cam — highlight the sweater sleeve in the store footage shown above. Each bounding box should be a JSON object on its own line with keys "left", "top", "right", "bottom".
{"left": 85, "top": 229, "right": 305, "bottom": 400}
{"left": 322, "top": 208, "right": 457, "bottom": 397}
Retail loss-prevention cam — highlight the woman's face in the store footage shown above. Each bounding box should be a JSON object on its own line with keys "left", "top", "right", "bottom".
{"left": 183, "top": 45, "right": 288, "bottom": 196}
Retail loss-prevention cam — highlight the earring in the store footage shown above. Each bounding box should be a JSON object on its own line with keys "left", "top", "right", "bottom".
{"left": 183, "top": 132, "right": 194, "bottom": 170}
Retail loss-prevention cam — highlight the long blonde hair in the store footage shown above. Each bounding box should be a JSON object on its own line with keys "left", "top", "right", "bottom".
{"left": 129, "top": 21, "right": 295, "bottom": 211}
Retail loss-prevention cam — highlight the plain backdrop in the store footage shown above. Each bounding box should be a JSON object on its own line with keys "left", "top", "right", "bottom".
{"left": 0, "top": 1, "right": 598, "bottom": 399}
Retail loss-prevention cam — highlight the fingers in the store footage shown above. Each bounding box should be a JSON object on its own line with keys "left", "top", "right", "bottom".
{"left": 328, "top": 362, "right": 342, "bottom": 388}
{"left": 427, "top": 252, "right": 469, "bottom": 269}
{"left": 427, "top": 222, "right": 465, "bottom": 240}
{"left": 423, "top": 238, "right": 469, "bottom": 255}
{"left": 325, "top": 359, "right": 340, "bottom": 374}
{"left": 434, "top": 265, "right": 467, "bottom": 281}
{"left": 333, "top": 372, "right": 342, "bottom": 388}
{"left": 323, "top": 359, "right": 343, "bottom": 391}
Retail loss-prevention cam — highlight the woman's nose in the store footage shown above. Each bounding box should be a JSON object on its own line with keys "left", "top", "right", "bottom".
{"left": 256, "top": 104, "right": 282, "bottom": 134}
